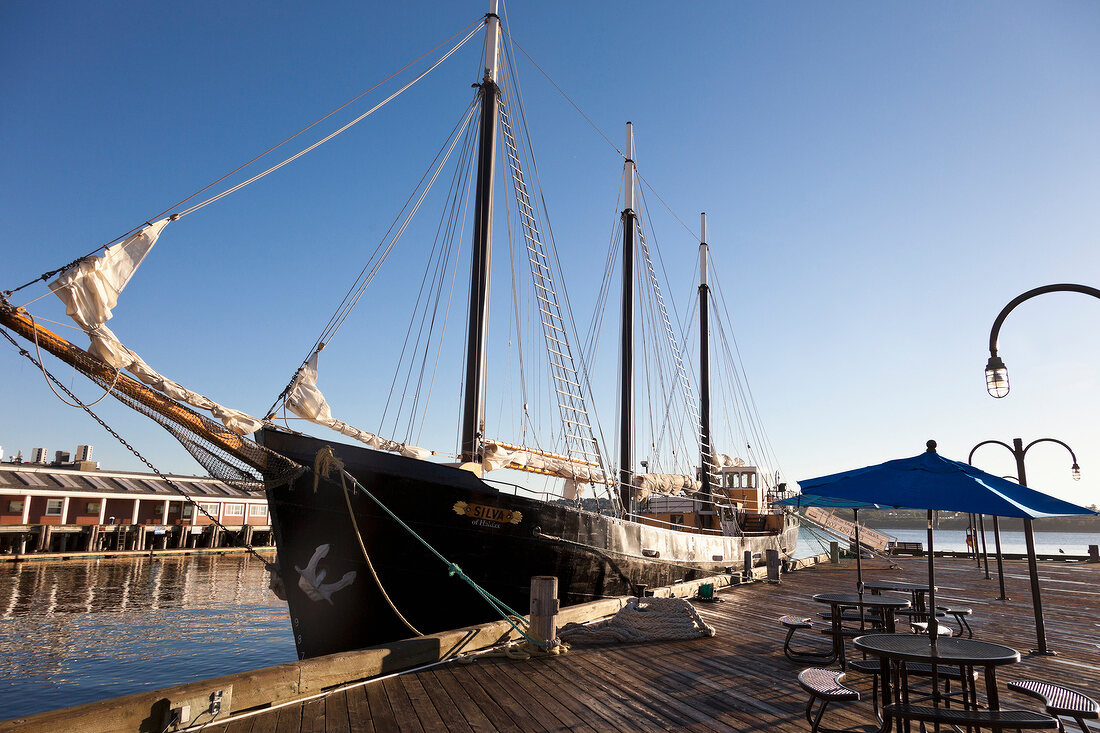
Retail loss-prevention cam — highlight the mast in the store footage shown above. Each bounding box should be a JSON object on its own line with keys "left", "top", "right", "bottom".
{"left": 460, "top": 1, "right": 501, "bottom": 463}
{"left": 698, "top": 213, "right": 713, "bottom": 523}
{"left": 619, "top": 123, "right": 636, "bottom": 515}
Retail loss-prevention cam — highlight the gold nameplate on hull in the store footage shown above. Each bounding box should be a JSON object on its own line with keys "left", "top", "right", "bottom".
{"left": 453, "top": 501, "right": 523, "bottom": 525}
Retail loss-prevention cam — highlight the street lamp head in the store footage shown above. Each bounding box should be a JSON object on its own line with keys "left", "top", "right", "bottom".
{"left": 985, "top": 355, "right": 1009, "bottom": 398}
{"left": 1072, "top": 463, "right": 1081, "bottom": 481}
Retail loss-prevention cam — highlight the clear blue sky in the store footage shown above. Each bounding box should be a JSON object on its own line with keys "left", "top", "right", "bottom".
{"left": 2, "top": 1, "right": 1099, "bottom": 508}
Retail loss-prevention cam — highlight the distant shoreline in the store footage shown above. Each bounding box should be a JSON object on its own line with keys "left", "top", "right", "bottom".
{"left": 861, "top": 514, "right": 1100, "bottom": 533}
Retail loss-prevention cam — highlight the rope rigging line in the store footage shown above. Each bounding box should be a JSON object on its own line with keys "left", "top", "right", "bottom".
{"left": 497, "top": 21, "right": 623, "bottom": 161}
{"left": 2, "top": 19, "right": 486, "bottom": 300}
{"left": 581, "top": 198, "right": 623, "bottom": 370}
{"left": 633, "top": 188, "right": 700, "bottom": 480}
{"left": 496, "top": 11, "right": 708, "bottom": 489}
{"left": 499, "top": 34, "right": 614, "bottom": 477}
{"left": 411, "top": 138, "right": 476, "bottom": 447}
{"left": 638, "top": 258, "right": 685, "bottom": 473}
{"left": 382, "top": 103, "right": 481, "bottom": 443}
{"left": 503, "top": 141, "right": 534, "bottom": 450}
{"left": 320, "top": 97, "right": 477, "bottom": 349}
{"left": 498, "top": 85, "right": 606, "bottom": 479}
{"left": 710, "top": 263, "right": 785, "bottom": 481}
{"left": 25, "top": 311, "right": 123, "bottom": 410}
{"left": 0, "top": 327, "right": 273, "bottom": 566}
{"left": 265, "top": 96, "right": 480, "bottom": 422}
{"left": 316, "top": 449, "right": 424, "bottom": 636}
{"left": 311, "top": 447, "right": 547, "bottom": 649}
{"left": 174, "top": 23, "right": 485, "bottom": 220}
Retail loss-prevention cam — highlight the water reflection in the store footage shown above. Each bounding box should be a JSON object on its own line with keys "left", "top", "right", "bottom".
{"left": 0, "top": 553, "right": 295, "bottom": 720}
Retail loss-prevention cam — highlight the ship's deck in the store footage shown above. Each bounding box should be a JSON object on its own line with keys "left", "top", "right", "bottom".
{"left": 208, "top": 555, "right": 1100, "bottom": 732}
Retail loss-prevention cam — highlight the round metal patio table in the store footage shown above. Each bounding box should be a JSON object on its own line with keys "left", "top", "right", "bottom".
{"left": 811, "top": 593, "right": 911, "bottom": 668}
{"left": 853, "top": 633, "right": 1020, "bottom": 714}
{"left": 863, "top": 580, "right": 937, "bottom": 619}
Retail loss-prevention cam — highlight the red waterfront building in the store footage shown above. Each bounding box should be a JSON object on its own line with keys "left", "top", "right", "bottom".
{"left": 0, "top": 445, "right": 272, "bottom": 554}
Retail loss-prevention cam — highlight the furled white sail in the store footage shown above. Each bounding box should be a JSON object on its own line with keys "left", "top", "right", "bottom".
{"left": 712, "top": 453, "right": 746, "bottom": 469}
{"left": 481, "top": 440, "right": 610, "bottom": 491}
{"left": 286, "top": 352, "right": 332, "bottom": 421}
{"left": 49, "top": 220, "right": 264, "bottom": 435}
{"left": 50, "top": 220, "right": 168, "bottom": 329}
{"left": 285, "top": 351, "right": 430, "bottom": 460}
{"left": 632, "top": 473, "right": 701, "bottom": 496}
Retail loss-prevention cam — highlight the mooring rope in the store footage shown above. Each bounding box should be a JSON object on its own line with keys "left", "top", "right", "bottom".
{"left": 312, "top": 447, "right": 547, "bottom": 649}
{"left": 558, "top": 596, "right": 715, "bottom": 644}
{"left": 314, "top": 447, "right": 424, "bottom": 637}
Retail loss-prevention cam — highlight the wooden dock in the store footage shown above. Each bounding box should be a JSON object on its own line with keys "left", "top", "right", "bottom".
{"left": 200, "top": 555, "right": 1100, "bottom": 732}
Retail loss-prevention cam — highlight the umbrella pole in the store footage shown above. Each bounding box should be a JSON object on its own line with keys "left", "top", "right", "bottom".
{"left": 927, "top": 509, "right": 940, "bottom": 699}
{"left": 992, "top": 515, "right": 1008, "bottom": 600}
{"left": 971, "top": 513, "right": 981, "bottom": 566}
{"left": 854, "top": 508, "right": 863, "bottom": 591}
{"left": 979, "top": 514, "right": 990, "bottom": 579}
{"left": 854, "top": 508, "right": 865, "bottom": 628}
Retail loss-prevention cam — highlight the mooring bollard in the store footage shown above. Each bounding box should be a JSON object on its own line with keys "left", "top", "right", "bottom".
{"left": 830, "top": 541, "right": 840, "bottom": 564}
{"left": 529, "top": 576, "right": 559, "bottom": 648}
{"left": 744, "top": 550, "right": 754, "bottom": 581}
{"left": 766, "top": 549, "right": 781, "bottom": 582}
{"left": 1089, "top": 545, "right": 1099, "bottom": 563}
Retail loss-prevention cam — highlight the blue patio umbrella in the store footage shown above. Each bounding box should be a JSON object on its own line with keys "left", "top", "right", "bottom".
{"left": 795, "top": 441, "right": 1093, "bottom": 519}
{"left": 773, "top": 493, "right": 882, "bottom": 590}
{"left": 777, "top": 440, "right": 1096, "bottom": 650}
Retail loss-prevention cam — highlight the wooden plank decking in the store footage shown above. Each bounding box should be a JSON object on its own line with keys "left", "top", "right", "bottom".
{"left": 210, "top": 556, "right": 1100, "bottom": 732}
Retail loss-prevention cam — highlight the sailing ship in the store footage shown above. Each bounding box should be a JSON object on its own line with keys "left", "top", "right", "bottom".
{"left": 1, "top": 2, "right": 797, "bottom": 659}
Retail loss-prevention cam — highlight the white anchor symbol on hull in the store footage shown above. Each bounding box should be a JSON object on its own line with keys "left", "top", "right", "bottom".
{"left": 295, "top": 543, "right": 356, "bottom": 604}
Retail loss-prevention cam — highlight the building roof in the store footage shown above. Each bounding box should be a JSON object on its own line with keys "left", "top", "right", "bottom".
{"left": 0, "top": 463, "right": 264, "bottom": 500}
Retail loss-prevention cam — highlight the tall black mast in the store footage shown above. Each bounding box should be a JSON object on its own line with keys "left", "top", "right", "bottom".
{"left": 698, "top": 213, "right": 714, "bottom": 524}
{"left": 460, "top": 3, "right": 501, "bottom": 463}
{"left": 619, "top": 123, "right": 636, "bottom": 515}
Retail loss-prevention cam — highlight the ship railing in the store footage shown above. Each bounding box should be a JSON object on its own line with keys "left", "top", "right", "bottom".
{"left": 634, "top": 514, "right": 727, "bottom": 536}
{"left": 479, "top": 475, "right": 783, "bottom": 536}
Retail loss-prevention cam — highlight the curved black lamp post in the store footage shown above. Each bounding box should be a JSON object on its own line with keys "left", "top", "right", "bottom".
{"left": 968, "top": 438, "right": 1080, "bottom": 655}
{"left": 985, "top": 283, "right": 1100, "bottom": 397}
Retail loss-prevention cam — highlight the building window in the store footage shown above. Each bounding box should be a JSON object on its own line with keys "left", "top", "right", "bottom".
{"left": 86, "top": 502, "right": 101, "bottom": 514}
{"left": 198, "top": 502, "right": 220, "bottom": 517}
{"left": 223, "top": 504, "right": 244, "bottom": 517}
{"left": 45, "top": 499, "right": 63, "bottom": 516}
{"left": 249, "top": 504, "right": 267, "bottom": 517}
{"left": 181, "top": 504, "right": 194, "bottom": 519}
{"left": 8, "top": 500, "right": 24, "bottom": 513}
{"left": 669, "top": 513, "right": 685, "bottom": 526}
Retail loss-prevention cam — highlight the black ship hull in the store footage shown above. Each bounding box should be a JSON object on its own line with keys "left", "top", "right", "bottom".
{"left": 259, "top": 428, "right": 798, "bottom": 659}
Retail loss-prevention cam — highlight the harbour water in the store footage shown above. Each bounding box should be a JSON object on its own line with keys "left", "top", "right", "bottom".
{"left": 2, "top": 527, "right": 1098, "bottom": 721}
{"left": 0, "top": 553, "right": 294, "bottom": 720}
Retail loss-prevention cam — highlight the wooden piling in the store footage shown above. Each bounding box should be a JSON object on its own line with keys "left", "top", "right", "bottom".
{"left": 765, "top": 548, "right": 781, "bottom": 582}
{"left": 528, "top": 576, "right": 559, "bottom": 648}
